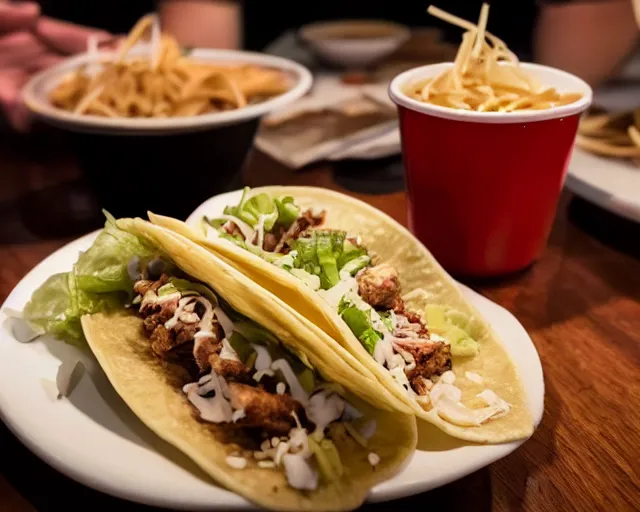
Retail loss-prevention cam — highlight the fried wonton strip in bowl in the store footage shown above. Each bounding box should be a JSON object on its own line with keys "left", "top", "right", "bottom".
{"left": 21, "top": 215, "right": 416, "bottom": 511}
{"left": 151, "top": 186, "right": 535, "bottom": 444}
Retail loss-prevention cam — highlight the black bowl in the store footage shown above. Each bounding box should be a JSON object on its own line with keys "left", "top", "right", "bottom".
{"left": 70, "top": 118, "right": 258, "bottom": 220}
{"left": 22, "top": 48, "right": 313, "bottom": 221}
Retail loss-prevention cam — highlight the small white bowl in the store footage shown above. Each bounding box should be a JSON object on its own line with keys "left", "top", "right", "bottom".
{"left": 21, "top": 47, "right": 313, "bottom": 135}
{"left": 299, "top": 20, "right": 410, "bottom": 69}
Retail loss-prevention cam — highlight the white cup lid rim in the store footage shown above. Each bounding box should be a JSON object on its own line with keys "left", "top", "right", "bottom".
{"left": 388, "top": 62, "right": 593, "bottom": 124}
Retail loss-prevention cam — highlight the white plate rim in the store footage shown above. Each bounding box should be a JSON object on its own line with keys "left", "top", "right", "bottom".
{"left": 566, "top": 146, "right": 640, "bottom": 223}
{"left": 0, "top": 198, "right": 544, "bottom": 509}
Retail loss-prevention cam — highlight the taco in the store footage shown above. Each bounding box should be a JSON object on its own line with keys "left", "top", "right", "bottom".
{"left": 20, "top": 214, "right": 417, "bottom": 511}
{"left": 150, "top": 186, "right": 535, "bottom": 444}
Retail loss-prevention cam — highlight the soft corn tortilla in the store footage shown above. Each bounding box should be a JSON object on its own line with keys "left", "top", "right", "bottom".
{"left": 150, "top": 186, "right": 534, "bottom": 444}
{"left": 82, "top": 218, "right": 416, "bottom": 512}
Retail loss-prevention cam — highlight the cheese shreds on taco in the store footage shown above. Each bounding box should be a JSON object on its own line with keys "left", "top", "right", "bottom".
{"left": 151, "top": 186, "right": 535, "bottom": 444}
{"left": 19, "top": 214, "right": 416, "bottom": 511}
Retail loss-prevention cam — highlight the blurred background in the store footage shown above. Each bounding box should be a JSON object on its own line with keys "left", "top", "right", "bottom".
{"left": 1, "top": 2, "right": 640, "bottom": 512}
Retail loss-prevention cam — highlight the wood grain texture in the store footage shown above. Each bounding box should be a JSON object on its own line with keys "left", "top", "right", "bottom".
{"left": 1, "top": 138, "right": 639, "bottom": 512}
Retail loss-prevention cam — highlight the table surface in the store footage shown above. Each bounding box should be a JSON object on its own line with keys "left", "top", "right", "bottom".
{"left": 1, "top": 130, "right": 639, "bottom": 512}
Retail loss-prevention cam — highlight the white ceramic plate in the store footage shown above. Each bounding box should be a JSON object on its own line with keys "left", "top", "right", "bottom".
{"left": 566, "top": 145, "right": 640, "bottom": 224}
{"left": 0, "top": 196, "right": 544, "bottom": 509}
{"left": 564, "top": 79, "right": 640, "bottom": 222}
{"left": 21, "top": 47, "right": 313, "bottom": 135}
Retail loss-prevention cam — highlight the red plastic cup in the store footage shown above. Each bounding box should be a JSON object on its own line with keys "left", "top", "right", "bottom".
{"left": 389, "top": 63, "right": 592, "bottom": 277}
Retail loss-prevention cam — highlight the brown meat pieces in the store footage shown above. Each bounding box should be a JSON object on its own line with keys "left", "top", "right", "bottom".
{"left": 394, "top": 340, "right": 452, "bottom": 383}
{"left": 148, "top": 322, "right": 201, "bottom": 360}
{"left": 192, "top": 333, "right": 222, "bottom": 373}
{"left": 262, "top": 231, "right": 280, "bottom": 252}
{"left": 210, "top": 352, "right": 249, "bottom": 381}
{"left": 134, "top": 274, "right": 169, "bottom": 297}
{"left": 356, "top": 263, "right": 401, "bottom": 309}
{"left": 222, "top": 221, "right": 243, "bottom": 238}
{"left": 410, "top": 376, "right": 431, "bottom": 396}
{"left": 273, "top": 209, "right": 326, "bottom": 253}
{"left": 227, "top": 382, "right": 303, "bottom": 436}
{"left": 391, "top": 298, "right": 429, "bottom": 337}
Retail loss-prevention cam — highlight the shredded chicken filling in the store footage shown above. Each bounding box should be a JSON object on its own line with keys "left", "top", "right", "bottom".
{"left": 350, "top": 263, "right": 452, "bottom": 396}
{"left": 132, "top": 271, "right": 369, "bottom": 490}
{"left": 222, "top": 208, "right": 325, "bottom": 254}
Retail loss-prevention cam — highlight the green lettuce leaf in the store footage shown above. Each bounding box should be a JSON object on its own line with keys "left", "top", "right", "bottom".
{"left": 336, "top": 240, "right": 363, "bottom": 268}
{"left": 316, "top": 233, "right": 341, "bottom": 289}
{"left": 274, "top": 196, "right": 300, "bottom": 228}
{"left": 358, "top": 327, "right": 382, "bottom": 355}
{"left": 379, "top": 311, "right": 393, "bottom": 332}
{"left": 309, "top": 437, "right": 343, "bottom": 482}
{"left": 293, "top": 231, "right": 347, "bottom": 290}
{"left": 340, "top": 255, "right": 370, "bottom": 276}
{"left": 227, "top": 331, "right": 254, "bottom": 363}
{"left": 23, "top": 272, "right": 124, "bottom": 347}
{"left": 243, "top": 192, "right": 279, "bottom": 231}
{"left": 22, "top": 214, "right": 158, "bottom": 346}
{"left": 217, "top": 187, "right": 300, "bottom": 232}
{"left": 339, "top": 304, "right": 382, "bottom": 355}
{"left": 74, "top": 212, "right": 157, "bottom": 294}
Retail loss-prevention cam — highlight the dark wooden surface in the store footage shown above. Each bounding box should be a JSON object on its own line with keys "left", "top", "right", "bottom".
{"left": 1, "top": 130, "right": 639, "bottom": 512}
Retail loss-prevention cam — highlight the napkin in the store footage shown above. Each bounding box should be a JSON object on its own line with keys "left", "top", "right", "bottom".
{"left": 255, "top": 75, "right": 399, "bottom": 168}
{"left": 255, "top": 28, "right": 459, "bottom": 167}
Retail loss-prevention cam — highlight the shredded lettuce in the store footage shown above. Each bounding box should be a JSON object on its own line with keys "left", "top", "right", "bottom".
{"left": 215, "top": 187, "right": 300, "bottom": 232}
{"left": 298, "top": 368, "right": 315, "bottom": 393}
{"left": 343, "top": 422, "right": 368, "bottom": 448}
{"left": 274, "top": 196, "right": 300, "bottom": 228}
{"left": 292, "top": 231, "right": 350, "bottom": 290}
{"left": 220, "top": 232, "right": 247, "bottom": 248}
{"left": 379, "top": 311, "right": 393, "bottom": 332}
{"left": 23, "top": 214, "right": 156, "bottom": 346}
{"left": 308, "top": 437, "right": 343, "bottom": 482}
{"left": 227, "top": 331, "right": 254, "bottom": 363}
{"left": 292, "top": 236, "right": 318, "bottom": 274}
{"left": 338, "top": 301, "right": 382, "bottom": 355}
{"left": 315, "top": 231, "right": 343, "bottom": 289}
{"left": 337, "top": 240, "right": 366, "bottom": 269}
{"left": 340, "top": 255, "right": 370, "bottom": 276}
{"left": 74, "top": 212, "right": 157, "bottom": 294}
{"left": 157, "top": 283, "right": 178, "bottom": 296}
{"left": 222, "top": 187, "right": 254, "bottom": 226}
{"left": 243, "top": 193, "right": 279, "bottom": 231}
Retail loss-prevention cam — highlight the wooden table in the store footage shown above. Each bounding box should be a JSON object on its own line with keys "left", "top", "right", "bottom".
{"left": 1, "top": 131, "right": 639, "bottom": 512}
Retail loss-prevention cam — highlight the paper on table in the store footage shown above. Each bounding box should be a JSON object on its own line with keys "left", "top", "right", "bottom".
{"left": 255, "top": 75, "right": 400, "bottom": 168}
{"left": 328, "top": 126, "right": 401, "bottom": 161}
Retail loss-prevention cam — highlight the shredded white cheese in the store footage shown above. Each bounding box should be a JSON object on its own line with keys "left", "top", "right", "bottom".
{"left": 214, "top": 307, "right": 235, "bottom": 338}
{"left": 283, "top": 454, "right": 318, "bottom": 490}
{"left": 440, "top": 370, "right": 456, "bottom": 384}
{"left": 306, "top": 390, "right": 345, "bottom": 435}
{"left": 253, "top": 368, "right": 275, "bottom": 382}
{"left": 225, "top": 455, "right": 247, "bottom": 469}
{"left": 465, "top": 371, "right": 484, "bottom": 384}
{"left": 271, "top": 359, "right": 310, "bottom": 406}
